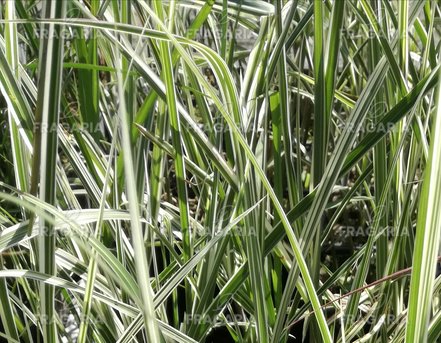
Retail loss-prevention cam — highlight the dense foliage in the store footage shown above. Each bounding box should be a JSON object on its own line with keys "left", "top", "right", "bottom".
{"left": 0, "top": 0, "right": 441, "bottom": 342}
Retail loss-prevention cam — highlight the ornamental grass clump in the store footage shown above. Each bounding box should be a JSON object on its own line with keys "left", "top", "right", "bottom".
{"left": 0, "top": 1, "right": 440, "bottom": 342}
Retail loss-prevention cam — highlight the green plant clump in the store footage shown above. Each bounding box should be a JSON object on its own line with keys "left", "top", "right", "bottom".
{"left": 0, "top": 1, "right": 441, "bottom": 342}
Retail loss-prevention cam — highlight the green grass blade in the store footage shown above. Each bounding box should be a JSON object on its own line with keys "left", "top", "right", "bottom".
{"left": 405, "top": 67, "right": 441, "bottom": 343}
{"left": 114, "top": 47, "right": 162, "bottom": 341}
{"left": 34, "top": 2, "right": 66, "bottom": 340}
